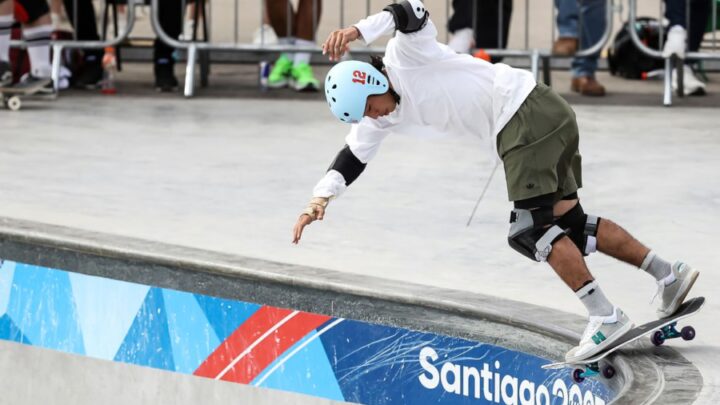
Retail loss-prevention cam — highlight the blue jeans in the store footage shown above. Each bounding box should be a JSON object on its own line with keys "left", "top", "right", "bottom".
{"left": 555, "top": 0, "right": 607, "bottom": 78}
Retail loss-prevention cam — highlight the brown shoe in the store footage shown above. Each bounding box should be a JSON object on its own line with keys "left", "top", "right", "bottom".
{"left": 571, "top": 76, "right": 606, "bottom": 97}
{"left": 552, "top": 37, "right": 578, "bottom": 56}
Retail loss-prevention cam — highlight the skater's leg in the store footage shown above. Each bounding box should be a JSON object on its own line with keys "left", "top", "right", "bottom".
{"left": 551, "top": 199, "right": 632, "bottom": 361}
{"left": 547, "top": 235, "right": 593, "bottom": 292}
{"left": 595, "top": 219, "right": 650, "bottom": 268}
{"left": 594, "top": 215, "right": 699, "bottom": 317}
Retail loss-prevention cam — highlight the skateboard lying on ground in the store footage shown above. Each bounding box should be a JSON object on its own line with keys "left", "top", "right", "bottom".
{"left": 542, "top": 296, "right": 705, "bottom": 383}
{"left": 0, "top": 78, "right": 52, "bottom": 111}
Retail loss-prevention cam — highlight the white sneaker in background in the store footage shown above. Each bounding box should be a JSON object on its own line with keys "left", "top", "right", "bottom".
{"left": 447, "top": 28, "right": 474, "bottom": 54}
{"left": 179, "top": 19, "right": 195, "bottom": 41}
{"left": 252, "top": 23, "right": 278, "bottom": 46}
{"left": 673, "top": 64, "right": 707, "bottom": 96}
{"left": 662, "top": 25, "right": 687, "bottom": 59}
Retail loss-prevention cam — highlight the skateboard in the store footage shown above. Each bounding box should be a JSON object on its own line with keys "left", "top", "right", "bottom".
{"left": 542, "top": 296, "right": 705, "bottom": 383}
{"left": 0, "top": 78, "right": 52, "bottom": 111}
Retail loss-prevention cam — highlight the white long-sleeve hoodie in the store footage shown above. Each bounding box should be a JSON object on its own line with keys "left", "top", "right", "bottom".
{"left": 313, "top": 9, "right": 536, "bottom": 199}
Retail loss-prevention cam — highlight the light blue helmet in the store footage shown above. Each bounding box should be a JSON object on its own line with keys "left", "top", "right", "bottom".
{"left": 325, "top": 60, "right": 389, "bottom": 124}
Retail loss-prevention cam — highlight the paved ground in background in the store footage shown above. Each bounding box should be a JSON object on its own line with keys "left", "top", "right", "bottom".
{"left": 2, "top": 67, "right": 719, "bottom": 403}
{"left": 108, "top": 62, "right": 720, "bottom": 108}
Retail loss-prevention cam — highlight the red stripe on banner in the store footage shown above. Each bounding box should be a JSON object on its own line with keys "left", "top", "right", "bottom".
{"left": 218, "top": 311, "right": 331, "bottom": 384}
{"left": 194, "top": 306, "right": 293, "bottom": 378}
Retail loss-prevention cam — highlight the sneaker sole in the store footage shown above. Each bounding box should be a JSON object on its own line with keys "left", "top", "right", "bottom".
{"left": 658, "top": 268, "right": 699, "bottom": 318}
{"left": 294, "top": 84, "right": 319, "bottom": 92}
{"left": 267, "top": 79, "right": 290, "bottom": 89}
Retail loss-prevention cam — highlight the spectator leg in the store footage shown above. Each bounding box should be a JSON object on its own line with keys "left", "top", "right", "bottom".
{"left": 571, "top": 0, "right": 605, "bottom": 79}
{"left": 555, "top": 0, "right": 579, "bottom": 38}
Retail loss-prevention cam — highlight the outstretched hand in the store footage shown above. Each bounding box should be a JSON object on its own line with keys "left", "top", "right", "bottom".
{"left": 292, "top": 204, "right": 326, "bottom": 244}
{"left": 322, "top": 26, "right": 360, "bottom": 61}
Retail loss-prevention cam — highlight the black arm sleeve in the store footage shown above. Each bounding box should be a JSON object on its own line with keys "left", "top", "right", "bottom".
{"left": 383, "top": 1, "right": 429, "bottom": 34}
{"left": 328, "top": 145, "right": 367, "bottom": 186}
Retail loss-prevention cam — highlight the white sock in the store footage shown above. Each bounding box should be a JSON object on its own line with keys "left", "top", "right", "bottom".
{"left": 23, "top": 24, "right": 53, "bottom": 78}
{"left": 0, "top": 15, "right": 13, "bottom": 62}
{"left": 576, "top": 280, "right": 615, "bottom": 317}
{"left": 640, "top": 251, "right": 674, "bottom": 284}
{"left": 277, "top": 37, "right": 294, "bottom": 60}
{"left": 293, "top": 38, "right": 315, "bottom": 66}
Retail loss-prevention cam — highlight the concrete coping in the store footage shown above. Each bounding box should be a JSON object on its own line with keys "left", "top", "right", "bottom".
{"left": 0, "top": 217, "right": 703, "bottom": 404}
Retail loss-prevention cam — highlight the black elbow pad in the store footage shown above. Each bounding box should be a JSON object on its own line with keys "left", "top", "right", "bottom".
{"left": 383, "top": 0, "right": 428, "bottom": 34}
{"left": 328, "top": 145, "right": 366, "bottom": 186}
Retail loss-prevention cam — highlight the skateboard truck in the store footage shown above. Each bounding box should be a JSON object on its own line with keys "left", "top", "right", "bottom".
{"left": 573, "top": 362, "right": 616, "bottom": 384}
{"left": 651, "top": 321, "right": 696, "bottom": 346}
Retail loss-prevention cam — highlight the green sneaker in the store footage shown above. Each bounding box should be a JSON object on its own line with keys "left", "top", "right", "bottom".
{"left": 268, "top": 54, "right": 293, "bottom": 88}
{"left": 291, "top": 62, "right": 320, "bottom": 92}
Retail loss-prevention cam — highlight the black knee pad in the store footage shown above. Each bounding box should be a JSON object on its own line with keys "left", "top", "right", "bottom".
{"left": 508, "top": 207, "right": 567, "bottom": 262}
{"left": 554, "top": 203, "right": 600, "bottom": 255}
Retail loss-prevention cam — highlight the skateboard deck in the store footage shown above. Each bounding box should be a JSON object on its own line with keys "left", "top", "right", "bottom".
{"left": 0, "top": 79, "right": 52, "bottom": 111}
{"left": 0, "top": 78, "right": 51, "bottom": 95}
{"left": 542, "top": 296, "right": 705, "bottom": 381}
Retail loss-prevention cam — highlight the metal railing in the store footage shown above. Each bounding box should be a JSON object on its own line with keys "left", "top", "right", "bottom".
{"left": 9, "top": 0, "right": 142, "bottom": 91}
{"left": 468, "top": 0, "right": 616, "bottom": 85}
{"left": 148, "top": 0, "right": 617, "bottom": 97}
{"left": 627, "top": 0, "right": 719, "bottom": 106}
{"left": 20, "top": 0, "right": 711, "bottom": 105}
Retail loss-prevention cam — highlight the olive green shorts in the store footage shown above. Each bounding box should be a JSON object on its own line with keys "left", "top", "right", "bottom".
{"left": 497, "top": 83, "right": 582, "bottom": 203}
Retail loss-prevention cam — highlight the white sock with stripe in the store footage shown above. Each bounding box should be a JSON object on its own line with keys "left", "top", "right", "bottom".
{"left": 0, "top": 15, "right": 13, "bottom": 62}
{"left": 576, "top": 280, "right": 614, "bottom": 317}
{"left": 23, "top": 24, "right": 53, "bottom": 78}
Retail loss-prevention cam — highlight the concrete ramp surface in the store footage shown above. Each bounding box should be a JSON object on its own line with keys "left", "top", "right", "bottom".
{"left": 0, "top": 218, "right": 702, "bottom": 404}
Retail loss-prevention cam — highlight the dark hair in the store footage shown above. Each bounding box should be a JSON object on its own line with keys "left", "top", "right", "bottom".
{"left": 370, "top": 55, "right": 401, "bottom": 104}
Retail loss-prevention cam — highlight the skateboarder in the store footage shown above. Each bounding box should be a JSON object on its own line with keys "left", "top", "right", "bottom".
{"left": 291, "top": 0, "right": 699, "bottom": 363}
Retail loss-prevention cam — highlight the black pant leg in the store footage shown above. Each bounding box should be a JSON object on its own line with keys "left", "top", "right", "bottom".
{"left": 688, "top": 0, "right": 711, "bottom": 52}
{"left": 153, "top": 0, "right": 182, "bottom": 63}
{"left": 62, "top": 0, "right": 102, "bottom": 59}
{"left": 448, "top": 0, "right": 473, "bottom": 33}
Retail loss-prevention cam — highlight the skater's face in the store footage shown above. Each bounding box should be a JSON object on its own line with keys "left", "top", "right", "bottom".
{"left": 364, "top": 91, "right": 397, "bottom": 120}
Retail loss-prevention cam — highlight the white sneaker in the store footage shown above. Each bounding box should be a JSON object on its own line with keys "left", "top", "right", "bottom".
{"left": 655, "top": 261, "right": 700, "bottom": 318}
{"left": 447, "top": 28, "right": 474, "bottom": 54}
{"left": 565, "top": 307, "right": 634, "bottom": 362}
{"left": 252, "top": 23, "right": 278, "bottom": 46}
{"left": 662, "top": 25, "right": 687, "bottom": 59}
{"left": 673, "top": 64, "right": 707, "bottom": 96}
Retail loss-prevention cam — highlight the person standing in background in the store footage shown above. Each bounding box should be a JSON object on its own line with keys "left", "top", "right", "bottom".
{"left": 552, "top": 0, "right": 607, "bottom": 96}
{"left": 265, "top": 0, "right": 322, "bottom": 92}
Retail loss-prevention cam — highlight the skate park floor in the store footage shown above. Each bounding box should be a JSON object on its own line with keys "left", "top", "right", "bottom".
{"left": 2, "top": 63, "right": 719, "bottom": 403}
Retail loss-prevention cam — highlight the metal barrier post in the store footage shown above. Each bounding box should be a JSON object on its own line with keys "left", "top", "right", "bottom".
{"left": 185, "top": 44, "right": 197, "bottom": 97}
{"left": 663, "top": 57, "right": 672, "bottom": 106}
{"left": 51, "top": 44, "right": 63, "bottom": 89}
{"left": 531, "top": 49, "right": 540, "bottom": 80}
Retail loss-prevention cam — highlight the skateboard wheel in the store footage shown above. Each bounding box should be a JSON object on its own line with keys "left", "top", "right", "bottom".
{"left": 651, "top": 330, "right": 665, "bottom": 346}
{"left": 573, "top": 368, "right": 585, "bottom": 384}
{"left": 7, "top": 96, "right": 21, "bottom": 111}
{"left": 602, "top": 365, "right": 616, "bottom": 379}
{"left": 681, "top": 326, "right": 696, "bottom": 341}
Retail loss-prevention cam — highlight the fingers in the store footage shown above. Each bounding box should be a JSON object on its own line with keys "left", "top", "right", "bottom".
{"left": 322, "top": 30, "right": 351, "bottom": 61}
{"left": 316, "top": 206, "right": 325, "bottom": 221}
{"left": 292, "top": 215, "right": 313, "bottom": 244}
